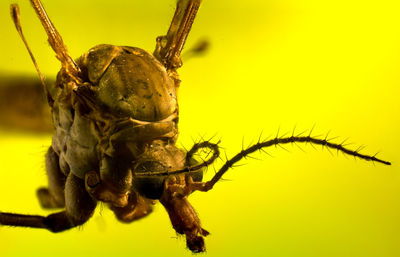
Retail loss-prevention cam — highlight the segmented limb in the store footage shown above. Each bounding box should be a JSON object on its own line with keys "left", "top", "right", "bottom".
{"left": 185, "top": 141, "right": 220, "bottom": 165}
{"left": 0, "top": 173, "right": 96, "bottom": 232}
{"left": 28, "top": 0, "right": 82, "bottom": 83}
{"left": 37, "top": 147, "right": 66, "bottom": 209}
{"left": 160, "top": 175, "right": 209, "bottom": 253}
{"left": 140, "top": 135, "right": 391, "bottom": 194}
{"left": 154, "top": 0, "right": 201, "bottom": 70}
{"left": 110, "top": 191, "right": 154, "bottom": 223}
{"left": 196, "top": 135, "right": 391, "bottom": 192}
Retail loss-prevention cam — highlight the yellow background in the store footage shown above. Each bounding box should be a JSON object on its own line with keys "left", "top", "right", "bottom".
{"left": 0, "top": 0, "right": 399, "bottom": 256}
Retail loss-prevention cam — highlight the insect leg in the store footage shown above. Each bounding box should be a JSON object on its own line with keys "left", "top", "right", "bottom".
{"left": 28, "top": 0, "right": 82, "bottom": 83}
{"left": 154, "top": 136, "right": 391, "bottom": 194}
{"left": 160, "top": 176, "right": 209, "bottom": 253}
{"left": 62, "top": 172, "right": 97, "bottom": 229}
{"left": 0, "top": 173, "right": 96, "bottom": 232}
{"left": 198, "top": 136, "right": 392, "bottom": 192}
{"left": 110, "top": 191, "right": 153, "bottom": 223}
{"left": 153, "top": 0, "right": 201, "bottom": 70}
{"left": 37, "top": 147, "right": 66, "bottom": 209}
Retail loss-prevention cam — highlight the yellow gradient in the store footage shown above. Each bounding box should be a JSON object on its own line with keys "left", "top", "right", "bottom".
{"left": 0, "top": 0, "right": 399, "bottom": 256}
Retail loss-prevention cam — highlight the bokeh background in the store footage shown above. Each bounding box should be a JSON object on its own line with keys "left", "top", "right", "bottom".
{"left": 0, "top": 0, "right": 399, "bottom": 256}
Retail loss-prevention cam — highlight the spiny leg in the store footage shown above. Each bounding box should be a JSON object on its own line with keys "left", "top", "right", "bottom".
{"left": 0, "top": 173, "right": 96, "bottom": 232}
{"left": 37, "top": 147, "right": 66, "bottom": 209}
{"left": 190, "top": 135, "right": 392, "bottom": 192}
{"left": 141, "top": 135, "right": 391, "bottom": 193}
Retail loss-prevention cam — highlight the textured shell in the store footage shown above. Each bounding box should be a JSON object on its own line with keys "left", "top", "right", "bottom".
{"left": 50, "top": 44, "right": 179, "bottom": 179}
{"left": 79, "top": 44, "right": 178, "bottom": 121}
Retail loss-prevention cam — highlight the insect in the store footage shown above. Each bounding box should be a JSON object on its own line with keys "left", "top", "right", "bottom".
{"left": 0, "top": 0, "right": 392, "bottom": 253}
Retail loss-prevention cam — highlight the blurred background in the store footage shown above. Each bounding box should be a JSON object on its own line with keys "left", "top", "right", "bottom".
{"left": 0, "top": 0, "right": 399, "bottom": 256}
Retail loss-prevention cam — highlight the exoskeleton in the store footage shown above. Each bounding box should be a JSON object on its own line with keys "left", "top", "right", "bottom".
{"left": 0, "top": 0, "right": 391, "bottom": 253}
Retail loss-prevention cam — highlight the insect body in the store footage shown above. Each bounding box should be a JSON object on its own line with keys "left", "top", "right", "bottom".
{"left": 0, "top": 0, "right": 391, "bottom": 253}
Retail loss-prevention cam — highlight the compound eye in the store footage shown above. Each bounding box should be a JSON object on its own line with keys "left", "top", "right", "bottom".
{"left": 133, "top": 160, "right": 167, "bottom": 200}
{"left": 135, "top": 160, "right": 166, "bottom": 174}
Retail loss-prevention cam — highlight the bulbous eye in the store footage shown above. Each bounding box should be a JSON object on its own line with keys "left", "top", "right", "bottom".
{"left": 133, "top": 160, "right": 166, "bottom": 200}
{"left": 135, "top": 160, "right": 166, "bottom": 174}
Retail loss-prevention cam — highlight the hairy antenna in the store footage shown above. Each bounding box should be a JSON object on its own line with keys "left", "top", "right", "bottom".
{"left": 202, "top": 135, "right": 391, "bottom": 191}
{"left": 144, "top": 134, "right": 391, "bottom": 192}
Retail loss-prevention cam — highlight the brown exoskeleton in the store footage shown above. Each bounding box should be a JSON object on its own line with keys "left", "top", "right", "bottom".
{"left": 0, "top": 0, "right": 391, "bottom": 253}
